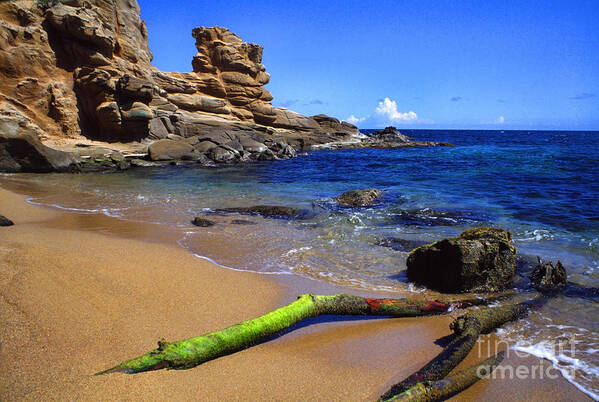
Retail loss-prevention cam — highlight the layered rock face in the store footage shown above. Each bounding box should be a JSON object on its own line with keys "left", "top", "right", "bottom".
{"left": 0, "top": 0, "right": 365, "bottom": 171}
{"left": 0, "top": 102, "right": 77, "bottom": 172}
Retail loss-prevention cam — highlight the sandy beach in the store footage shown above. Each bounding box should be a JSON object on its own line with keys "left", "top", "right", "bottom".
{"left": 0, "top": 185, "right": 591, "bottom": 401}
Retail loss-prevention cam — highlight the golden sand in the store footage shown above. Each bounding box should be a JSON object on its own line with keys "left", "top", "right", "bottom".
{"left": 0, "top": 186, "right": 590, "bottom": 401}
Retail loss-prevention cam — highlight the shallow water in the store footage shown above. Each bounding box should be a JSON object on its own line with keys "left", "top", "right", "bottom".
{"left": 1, "top": 129, "right": 598, "bottom": 397}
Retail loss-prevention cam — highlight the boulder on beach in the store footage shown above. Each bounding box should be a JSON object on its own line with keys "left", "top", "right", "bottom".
{"left": 215, "top": 205, "right": 305, "bottom": 219}
{"left": 334, "top": 188, "right": 382, "bottom": 207}
{"left": 406, "top": 227, "right": 517, "bottom": 293}
{"left": 192, "top": 217, "right": 215, "bottom": 227}
{"left": 529, "top": 258, "right": 567, "bottom": 294}
{"left": 0, "top": 215, "right": 14, "bottom": 226}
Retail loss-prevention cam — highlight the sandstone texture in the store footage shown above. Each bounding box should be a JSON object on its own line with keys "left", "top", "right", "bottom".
{"left": 0, "top": 0, "right": 445, "bottom": 172}
{"left": 0, "top": 102, "right": 78, "bottom": 171}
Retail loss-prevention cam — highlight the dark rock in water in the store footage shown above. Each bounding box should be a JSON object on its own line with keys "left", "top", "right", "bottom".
{"left": 215, "top": 205, "right": 305, "bottom": 219}
{"left": 230, "top": 219, "right": 257, "bottom": 225}
{"left": 563, "top": 283, "right": 599, "bottom": 300}
{"left": 192, "top": 217, "right": 215, "bottom": 227}
{"left": 529, "top": 258, "right": 567, "bottom": 294}
{"left": 406, "top": 227, "right": 517, "bottom": 293}
{"left": 334, "top": 188, "right": 382, "bottom": 207}
{"left": 369, "top": 126, "right": 411, "bottom": 143}
{"left": 392, "top": 208, "right": 483, "bottom": 227}
{"left": 0, "top": 215, "right": 14, "bottom": 226}
{"left": 378, "top": 237, "right": 428, "bottom": 252}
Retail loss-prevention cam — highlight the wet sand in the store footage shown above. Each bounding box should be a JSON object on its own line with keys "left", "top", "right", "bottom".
{"left": 0, "top": 185, "right": 591, "bottom": 401}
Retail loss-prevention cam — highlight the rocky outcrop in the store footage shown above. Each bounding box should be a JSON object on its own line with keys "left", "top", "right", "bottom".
{"left": 334, "top": 188, "right": 382, "bottom": 207}
{"left": 529, "top": 258, "right": 567, "bottom": 294}
{"left": 0, "top": 102, "right": 77, "bottom": 172}
{"left": 369, "top": 126, "right": 411, "bottom": 143}
{"left": 0, "top": 0, "right": 447, "bottom": 172}
{"left": 406, "top": 228, "right": 517, "bottom": 293}
{"left": 312, "top": 126, "right": 454, "bottom": 150}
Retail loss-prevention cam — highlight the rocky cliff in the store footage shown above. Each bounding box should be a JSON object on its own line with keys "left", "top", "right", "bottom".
{"left": 0, "top": 0, "right": 447, "bottom": 172}
{"left": 0, "top": 0, "right": 366, "bottom": 170}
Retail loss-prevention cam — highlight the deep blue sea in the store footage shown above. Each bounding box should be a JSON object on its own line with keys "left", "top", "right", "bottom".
{"left": 1, "top": 129, "right": 598, "bottom": 397}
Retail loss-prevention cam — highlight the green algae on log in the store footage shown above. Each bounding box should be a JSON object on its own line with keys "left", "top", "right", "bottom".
{"left": 97, "top": 293, "right": 482, "bottom": 375}
{"left": 379, "top": 301, "right": 530, "bottom": 400}
{"left": 386, "top": 352, "right": 505, "bottom": 402}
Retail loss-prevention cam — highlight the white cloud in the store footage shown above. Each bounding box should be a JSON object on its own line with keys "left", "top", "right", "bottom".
{"left": 497, "top": 115, "right": 505, "bottom": 124}
{"left": 375, "top": 98, "right": 418, "bottom": 122}
{"left": 345, "top": 114, "right": 366, "bottom": 125}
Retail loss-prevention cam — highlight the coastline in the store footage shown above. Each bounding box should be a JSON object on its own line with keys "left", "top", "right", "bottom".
{"left": 0, "top": 185, "right": 591, "bottom": 401}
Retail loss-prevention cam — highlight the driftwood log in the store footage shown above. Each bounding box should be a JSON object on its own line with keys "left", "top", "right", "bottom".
{"left": 97, "top": 293, "right": 533, "bottom": 401}
{"left": 380, "top": 301, "right": 531, "bottom": 400}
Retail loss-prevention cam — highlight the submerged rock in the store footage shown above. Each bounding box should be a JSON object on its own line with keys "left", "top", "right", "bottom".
{"left": 0, "top": 215, "right": 14, "bottom": 226}
{"left": 215, "top": 205, "right": 305, "bottom": 219}
{"left": 192, "top": 217, "right": 215, "bottom": 227}
{"left": 334, "top": 188, "right": 382, "bottom": 207}
{"left": 529, "top": 258, "right": 567, "bottom": 294}
{"left": 377, "top": 237, "right": 428, "bottom": 252}
{"left": 391, "top": 208, "right": 484, "bottom": 227}
{"left": 230, "top": 219, "right": 257, "bottom": 225}
{"left": 406, "top": 227, "right": 517, "bottom": 293}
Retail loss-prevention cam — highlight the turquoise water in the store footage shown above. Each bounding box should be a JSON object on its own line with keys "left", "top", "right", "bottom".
{"left": 1, "top": 129, "right": 598, "bottom": 397}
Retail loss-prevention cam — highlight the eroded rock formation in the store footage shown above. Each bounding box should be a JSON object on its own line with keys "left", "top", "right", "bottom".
{"left": 0, "top": 0, "right": 446, "bottom": 172}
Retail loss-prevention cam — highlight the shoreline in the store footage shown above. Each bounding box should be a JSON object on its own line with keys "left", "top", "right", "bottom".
{"left": 0, "top": 185, "right": 592, "bottom": 400}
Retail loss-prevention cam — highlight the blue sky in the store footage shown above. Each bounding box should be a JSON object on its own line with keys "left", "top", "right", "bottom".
{"left": 139, "top": 0, "right": 599, "bottom": 129}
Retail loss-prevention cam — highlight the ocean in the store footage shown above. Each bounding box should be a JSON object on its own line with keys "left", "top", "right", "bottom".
{"left": 1, "top": 129, "right": 598, "bottom": 398}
